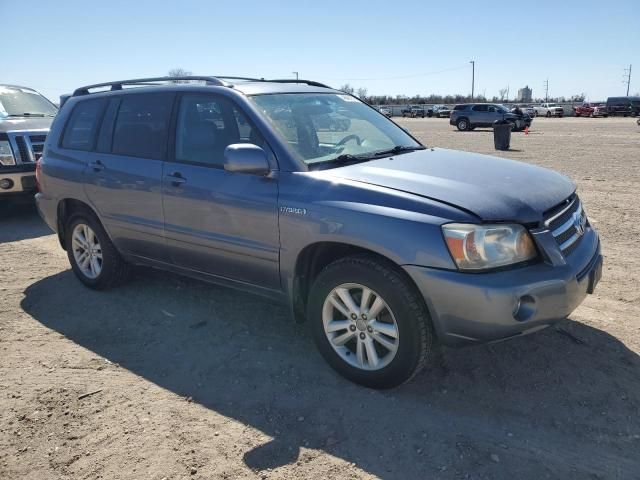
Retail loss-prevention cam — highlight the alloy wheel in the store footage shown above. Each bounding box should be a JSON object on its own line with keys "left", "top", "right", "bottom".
{"left": 71, "top": 223, "right": 103, "bottom": 279}
{"left": 322, "top": 283, "right": 399, "bottom": 371}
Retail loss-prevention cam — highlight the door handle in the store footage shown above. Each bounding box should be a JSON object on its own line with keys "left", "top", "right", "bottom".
{"left": 90, "top": 160, "right": 104, "bottom": 172}
{"left": 166, "top": 172, "right": 186, "bottom": 187}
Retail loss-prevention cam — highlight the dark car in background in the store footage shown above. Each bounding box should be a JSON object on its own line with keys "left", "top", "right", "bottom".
{"left": 0, "top": 85, "right": 57, "bottom": 201}
{"left": 401, "top": 105, "right": 431, "bottom": 118}
{"left": 450, "top": 103, "right": 533, "bottom": 131}
{"left": 606, "top": 96, "right": 640, "bottom": 116}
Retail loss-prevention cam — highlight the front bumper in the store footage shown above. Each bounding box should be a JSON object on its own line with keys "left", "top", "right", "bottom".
{"left": 0, "top": 166, "right": 37, "bottom": 195}
{"left": 404, "top": 227, "right": 600, "bottom": 347}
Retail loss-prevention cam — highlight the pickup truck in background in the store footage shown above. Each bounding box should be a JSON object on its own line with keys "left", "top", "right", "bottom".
{"left": 574, "top": 103, "right": 608, "bottom": 117}
{"left": 534, "top": 103, "right": 565, "bottom": 117}
{"left": 401, "top": 105, "right": 431, "bottom": 118}
{"left": 0, "top": 84, "right": 57, "bottom": 204}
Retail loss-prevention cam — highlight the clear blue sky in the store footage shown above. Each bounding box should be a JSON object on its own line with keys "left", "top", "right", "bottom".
{"left": 3, "top": 0, "right": 639, "bottom": 103}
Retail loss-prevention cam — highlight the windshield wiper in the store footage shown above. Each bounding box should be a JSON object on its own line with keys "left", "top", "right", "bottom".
{"left": 368, "top": 145, "right": 426, "bottom": 157}
{"left": 6, "top": 113, "right": 54, "bottom": 118}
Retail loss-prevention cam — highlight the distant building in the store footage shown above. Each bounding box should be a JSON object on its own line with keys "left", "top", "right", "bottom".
{"left": 517, "top": 86, "right": 533, "bottom": 103}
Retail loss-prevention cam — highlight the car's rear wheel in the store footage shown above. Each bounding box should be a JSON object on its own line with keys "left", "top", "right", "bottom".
{"left": 66, "top": 214, "right": 130, "bottom": 289}
{"left": 456, "top": 118, "right": 470, "bottom": 131}
{"left": 308, "top": 255, "right": 435, "bottom": 389}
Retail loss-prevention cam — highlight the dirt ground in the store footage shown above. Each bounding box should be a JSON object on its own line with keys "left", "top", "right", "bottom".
{"left": 1, "top": 117, "right": 639, "bottom": 480}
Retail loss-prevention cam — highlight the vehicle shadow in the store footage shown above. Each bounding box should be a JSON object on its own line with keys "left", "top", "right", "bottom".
{"left": 0, "top": 202, "right": 52, "bottom": 244}
{"left": 21, "top": 269, "right": 640, "bottom": 479}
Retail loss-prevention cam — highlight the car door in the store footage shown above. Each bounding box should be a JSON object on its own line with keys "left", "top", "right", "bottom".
{"left": 487, "top": 105, "right": 502, "bottom": 124}
{"left": 83, "top": 92, "right": 174, "bottom": 260}
{"left": 471, "top": 104, "right": 489, "bottom": 126}
{"left": 161, "top": 93, "right": 281, "bottom": 290}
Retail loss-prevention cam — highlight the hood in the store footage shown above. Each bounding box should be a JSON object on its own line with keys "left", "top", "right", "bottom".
{"left": 0, "top": 116, "right": 53, "bottom": 133}
{"left": 321, "top": 148, "right": 575, "bottom": 224}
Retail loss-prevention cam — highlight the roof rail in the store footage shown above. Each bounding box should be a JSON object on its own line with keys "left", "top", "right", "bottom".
{"left": 71, "top": 76, "right": 333, "bottom": 97}
{"left": 72, "top": 76, "right": 225, "bottom": 96}
{"left": 266, "top": 79, "right": 332, "bottom": 88}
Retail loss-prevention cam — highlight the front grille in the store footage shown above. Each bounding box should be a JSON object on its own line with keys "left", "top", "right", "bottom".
{"left": 7, "top": 132, "right": 47, "bottom": 163}
{"left": 16, "top": 136, "right": 30, "bottom": 162}
{"left": 544, "top": 195, "right": 587, "bottom": 257}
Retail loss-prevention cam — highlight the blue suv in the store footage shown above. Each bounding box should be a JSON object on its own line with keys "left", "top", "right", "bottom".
{"left": 36, "top": 76, "right": 602, "bottom": 388}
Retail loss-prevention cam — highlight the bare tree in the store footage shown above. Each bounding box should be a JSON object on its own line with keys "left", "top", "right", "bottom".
{"left": 339, "top": 84, "right": 355, "bottom": 95}
{"left": 356, "top": 87, "right": 368, "bottom": 101}
{"left": 167, "top": 68, "right": 193, "bottom": 83}
{"left": 498, "top": 87, "right": 508, "bottom": 101}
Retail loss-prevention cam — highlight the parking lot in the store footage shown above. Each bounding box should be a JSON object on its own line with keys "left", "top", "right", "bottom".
{"left": 1, "top": 117, "right": 639, "bottom": 479}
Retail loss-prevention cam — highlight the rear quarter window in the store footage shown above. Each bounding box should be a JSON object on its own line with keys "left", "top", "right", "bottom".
{"left": 61, "top": 98, "right": 107, "bottom": 151}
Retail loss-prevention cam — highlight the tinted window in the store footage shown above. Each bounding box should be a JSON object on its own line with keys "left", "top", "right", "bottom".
{"left": 472, "top": 105, "right": 488, "bottom": 112}
{"left": 112, "top": 93, "right": 173, "bottom": 159}
{"left": 175, "top": 94, "right": 266, "bottom": 167}
{"left": 453, "top": 105, "right": 467, "bottom": 111}
{"left": 62, "top": 98, "right": 107, "bottom": 151}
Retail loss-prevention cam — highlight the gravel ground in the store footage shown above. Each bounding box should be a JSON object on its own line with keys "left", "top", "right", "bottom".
{"left": 1, "top": 117, "right": 639, "bottom": 480}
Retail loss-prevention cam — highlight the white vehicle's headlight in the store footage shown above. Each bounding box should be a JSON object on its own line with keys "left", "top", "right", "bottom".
{"left": 0, "top": 141, "right": 16, "bottom": 166}
{"left": 442, "top": 223, "right": 538, "bottom": 271}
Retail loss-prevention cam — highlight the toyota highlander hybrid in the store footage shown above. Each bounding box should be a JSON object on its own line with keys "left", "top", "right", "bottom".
{"left": 36, "top": 76, "right": 602, "bottom": 388}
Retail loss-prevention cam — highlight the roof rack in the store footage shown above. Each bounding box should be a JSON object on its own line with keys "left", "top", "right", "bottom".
{"left": 72, "top": 76, "right": 225, "bottom": 96}
{"left": 72, "top": 76, "right": 333, "bottom": 97}
{"left": 266, "top": 79, "right": 332, "bottom": 88}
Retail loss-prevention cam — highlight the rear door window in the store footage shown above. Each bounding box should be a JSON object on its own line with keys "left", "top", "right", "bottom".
{"left": 472, "top": 105, "right": 488, "bottom": 112}
{"left": 112, "top": 93, "right": 174, "bottom": 159}
{"left": 62, "top": 98, "right": 107, "bottom": 151}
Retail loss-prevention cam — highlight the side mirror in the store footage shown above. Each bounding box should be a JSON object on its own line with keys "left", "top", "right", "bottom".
{"left": 223, "top": 144, "right": 270, "bottom": 175}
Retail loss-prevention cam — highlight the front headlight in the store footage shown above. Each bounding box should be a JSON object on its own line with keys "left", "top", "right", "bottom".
{"left": 0, "top": 140, "right": 16, "bottom": 166}
{"left": 442, "top": 223, "right": 538, "bottom": 271}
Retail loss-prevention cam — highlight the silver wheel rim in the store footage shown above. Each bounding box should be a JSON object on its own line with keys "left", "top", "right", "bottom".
{"left": 322, "top": 283, "right": 399, "bottom": 371}
{"left": 459, "top": 120, "right": 467, "bottom": 130}
{"left": 71, "top": 223, "right": 103, "bottom": 279}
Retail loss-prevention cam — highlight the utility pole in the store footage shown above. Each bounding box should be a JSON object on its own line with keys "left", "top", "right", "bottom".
{"left": 506, "top": 85, "right": 509, "bottom": 102}
{"left": 623, "top": 65, "right": 632, "bottom": 96}
{"left": 544, "top": 78, "right": 549, "bottom": 102}
{"left": 292, "top": 71, "right": 299, "bottom": 82}
{"left": 469, "top": 60, "right": 475, "bottom": 101}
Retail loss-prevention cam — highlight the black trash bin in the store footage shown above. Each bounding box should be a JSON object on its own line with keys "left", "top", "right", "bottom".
{"left": 493, "top": 120, "right": 511, "bottom": 151}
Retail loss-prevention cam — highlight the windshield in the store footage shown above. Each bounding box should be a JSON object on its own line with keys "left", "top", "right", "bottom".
{"left": 0, "top": 86, "right": 58, "bottom": 118}
{"left": 250, "top": 93, "right": 421, "bottom": 167}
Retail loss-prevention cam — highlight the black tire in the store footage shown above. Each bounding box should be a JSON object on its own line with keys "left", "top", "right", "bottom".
{"left": 65, "top": 213, "right": 130, "bottom": 290}
{"left": 546, "top": 111, "right": 551, "bottom": 118}
{"left": 308, "top": 255, "right": 435, "bottom": 389}
{"left": 456, "top": 118, "right": 470, "bottom": 131}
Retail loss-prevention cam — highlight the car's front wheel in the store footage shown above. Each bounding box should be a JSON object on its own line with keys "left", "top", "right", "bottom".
{"left": 66, "top": 214, "right": 130, "bottom": 289}
{"left": 308, "top": 256, "right": 435, "bottom": 389}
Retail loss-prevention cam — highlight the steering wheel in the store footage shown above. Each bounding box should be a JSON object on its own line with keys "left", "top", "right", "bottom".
{"left": 336, "top": 134, "right": 362, "bottom": 147}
